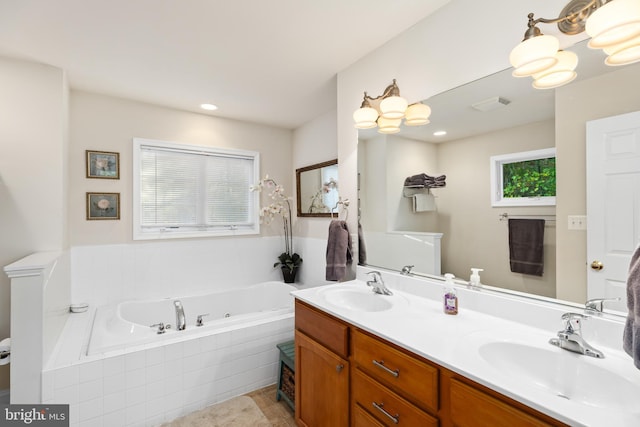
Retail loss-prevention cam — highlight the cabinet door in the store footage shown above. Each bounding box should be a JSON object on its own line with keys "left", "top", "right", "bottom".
{"left": 295, "top": 330, "right": 349, "bottom": 427}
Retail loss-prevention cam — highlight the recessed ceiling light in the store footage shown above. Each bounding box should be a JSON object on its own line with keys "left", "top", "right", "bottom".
{"left": 433, "top": 130, "right": 447, "bottom": 136}
{"left": 200, "top": 103, "right": 218, "bottom": 111}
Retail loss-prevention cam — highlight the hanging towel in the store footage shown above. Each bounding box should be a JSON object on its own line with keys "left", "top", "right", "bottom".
{"left": 326, "top": 220, "right": 352, "bottom": 281}
{"left": 508, "top": 219, "right": 545, "bottom": 276}
{"left": 358, "top": 222, "right": 367, "bottom": 265}
{"left": 623, "top": 244, "right": 640, "bottom": 369}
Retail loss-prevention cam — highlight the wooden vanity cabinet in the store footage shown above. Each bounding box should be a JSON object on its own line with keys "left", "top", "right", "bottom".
{"left": 294, "top": 299, "right": 568, "bottom": 427}
{"left": 295, "top": 301, "right": 350, "bottom": 427}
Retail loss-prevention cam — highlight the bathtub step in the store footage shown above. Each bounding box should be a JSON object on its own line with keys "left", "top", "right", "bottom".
{"left": 276, "top": 340, "right": 295, "bottom": 410}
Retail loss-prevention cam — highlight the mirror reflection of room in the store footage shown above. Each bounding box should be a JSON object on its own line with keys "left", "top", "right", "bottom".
{"left": 296, "top": 160, "right": 339, "bottom": 217}
{"left": 358, "top": 39, "right": 640, "bottom": 305}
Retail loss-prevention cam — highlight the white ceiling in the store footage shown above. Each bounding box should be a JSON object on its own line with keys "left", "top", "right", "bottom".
{"left": 0, "top": 0, "right": 452, "bottom": 129}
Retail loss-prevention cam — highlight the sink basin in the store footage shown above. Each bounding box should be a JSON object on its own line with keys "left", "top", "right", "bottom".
{"left": 321, "top": 287, "right": 400, "bottom": 312}
{"left": 478, "top": 340, "right": 640, "bottom": 410}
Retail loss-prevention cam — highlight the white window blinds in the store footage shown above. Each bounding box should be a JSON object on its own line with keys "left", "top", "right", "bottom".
{"left": 133, "top": 138, "right": 259, "bottom": 239}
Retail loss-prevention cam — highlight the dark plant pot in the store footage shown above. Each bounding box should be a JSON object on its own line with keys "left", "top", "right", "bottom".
{"left": 281, "top": 266, "right": 299, "bottom": 283}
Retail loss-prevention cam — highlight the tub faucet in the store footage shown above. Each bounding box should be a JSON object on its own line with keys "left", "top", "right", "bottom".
{"left": 366, "top": 271, "right": 393, "bottom": 296}
{"left": 549, "top": 312, "right": 604, "bottom": 358}
{"left": 174, "top": 300, "right": 186, "bottom": 331}
{"left": 150, "top": 322, "right": 170, "bottom": 334}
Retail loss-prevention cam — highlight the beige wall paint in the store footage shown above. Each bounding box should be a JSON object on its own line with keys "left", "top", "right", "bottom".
{"left": 437, "top": 120, "right": 556, "bottom": 296}
{"left": 555, "top": 65, "right": 640, "bottom": 302}
{"left": 292, "top": 109, "right": 338, "bottom": 240}
{"left": 0, "top": 57, "right": 68, "bottom": 390}
{"left": 69, "top": 91, "right": 293, "bottom": 245}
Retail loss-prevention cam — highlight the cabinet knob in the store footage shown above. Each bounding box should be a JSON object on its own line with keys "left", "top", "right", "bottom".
{"left": 336, "top": 364, "right": 344, "bottom": 373}
{"left": 590, "top": 260, "right": 604, "bottom": 271}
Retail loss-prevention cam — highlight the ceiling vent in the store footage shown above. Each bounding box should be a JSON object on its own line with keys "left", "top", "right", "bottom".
{"left": 471, "top": 96, "right": 511, "bottom": 112}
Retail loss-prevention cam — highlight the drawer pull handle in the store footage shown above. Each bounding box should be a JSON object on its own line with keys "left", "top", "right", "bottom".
{"left": 372, "top": 401, "right": 399, "bottom": 424}
{"left": 373, "top": 359, "right": 400, "bottom": 378}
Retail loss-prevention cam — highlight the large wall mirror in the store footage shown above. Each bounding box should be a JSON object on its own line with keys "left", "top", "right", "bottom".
{"left": 296, "top": 159, "right": 339, "bottom": 217}
{"left": 358, "top": 39, "right": 640, "bottom": 310}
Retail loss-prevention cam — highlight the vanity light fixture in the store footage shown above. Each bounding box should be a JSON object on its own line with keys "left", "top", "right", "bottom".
{"left": 433, "top": 130, "right": 447, "bottom": 136}
{"left": 353, "top": 79, "right": 431, "bottom": 133}
{"left": 510, "top": 0, "right": 640, "bottom": 89}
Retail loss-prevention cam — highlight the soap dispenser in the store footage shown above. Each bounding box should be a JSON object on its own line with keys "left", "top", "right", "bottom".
{"left": 469, "top": 268, "right": 484, "bottom": 290}
{"left": 443, "top": 273, "right": 458, "bottom": 315}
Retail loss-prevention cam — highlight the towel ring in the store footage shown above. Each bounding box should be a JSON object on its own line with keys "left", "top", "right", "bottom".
{"left": 332, "top": 197, "right": 350, "bottom": 220}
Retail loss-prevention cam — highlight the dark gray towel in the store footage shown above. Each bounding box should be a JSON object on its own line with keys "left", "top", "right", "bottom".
{"left": 358, "top": 222, "right": 367, "bottom": 265}
{"left": 326, "top": 220, "right": 352, "bottom": 281}
{"left": 508, "top": 219, "right": 544, "bottom": 276}
{"left": 623, "top": 244, "right": 640, "bottom": 369}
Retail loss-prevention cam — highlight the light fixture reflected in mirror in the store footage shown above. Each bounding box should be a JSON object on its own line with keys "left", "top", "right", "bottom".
{"left": 353, "top": 79, "right": 431, "bottom": 133}
{"left": 510, "top": 0, "right": 640, "bottom": 89}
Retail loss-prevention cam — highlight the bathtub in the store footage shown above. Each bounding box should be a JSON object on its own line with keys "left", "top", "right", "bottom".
{"left": 42, "top": 281, "right": 297, "bottom": 425}
{"left": 87, "top": 281, "right": 296, "bottom": 356}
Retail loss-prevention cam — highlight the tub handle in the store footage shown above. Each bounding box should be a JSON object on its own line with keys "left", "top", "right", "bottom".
{"left": 150, "top": 322, "right": 170, "bottom": 334}
{"left": 196, "top": 314, "right": 210, "bottom": 327}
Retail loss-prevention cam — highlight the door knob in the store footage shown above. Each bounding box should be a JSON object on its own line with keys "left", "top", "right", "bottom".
{"left": 590, "top": 260, "right": 604, "bottom": 271}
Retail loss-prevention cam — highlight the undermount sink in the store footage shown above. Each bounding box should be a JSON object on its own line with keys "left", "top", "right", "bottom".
{"left": 478, "top": 340, "right": 640, "bottom": 410}
{"left": 321, "top": 286, "right": 402, "bottom": 312}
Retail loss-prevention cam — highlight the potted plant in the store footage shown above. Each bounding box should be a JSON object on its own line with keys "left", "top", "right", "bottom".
{"left": 251, "top": 175, "right": 302, "bottom": 283}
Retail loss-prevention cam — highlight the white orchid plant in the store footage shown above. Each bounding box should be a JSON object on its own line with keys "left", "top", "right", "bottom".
{"left": 250, "top": 175, "right": 302, "bottom": 272}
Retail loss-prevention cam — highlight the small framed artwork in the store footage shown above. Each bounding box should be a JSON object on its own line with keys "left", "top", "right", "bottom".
{"left": 86, "top": 192, "right": 120, "bottom": 220}
{"left": 86, "top": 150, "right": 120, "bottom": 179}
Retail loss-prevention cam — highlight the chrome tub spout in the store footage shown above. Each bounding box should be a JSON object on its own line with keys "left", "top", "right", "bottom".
{"left": 174, "top": 300, "right": 186, "bottom": 331}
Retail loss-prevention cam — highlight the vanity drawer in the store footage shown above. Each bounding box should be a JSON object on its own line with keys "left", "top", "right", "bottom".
{"left": 352, "top": 329, "right": 438, "bottom": 412}
{"left": 450, "top": 378, "right": 554, "bottom": 427}
{"left": 353, "top": 403, "right": 386, "bottom": 427}
{"left": 352, "top": 368, "right": 438, "bottom": 427}
{"left": 295, "top": 300, "right": 349, "bottom": 358}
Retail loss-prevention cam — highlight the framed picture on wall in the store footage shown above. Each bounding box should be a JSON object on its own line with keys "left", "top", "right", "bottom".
{"left": 86, "top": 150, "right": 120, "bottom": 179}
{"left": 86, "top": 192, "right": 120, "bottom": 220}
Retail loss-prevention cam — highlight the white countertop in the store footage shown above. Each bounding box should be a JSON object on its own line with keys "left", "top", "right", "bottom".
{"left": 292, "top": 268, "right": 640, "bottom": 427}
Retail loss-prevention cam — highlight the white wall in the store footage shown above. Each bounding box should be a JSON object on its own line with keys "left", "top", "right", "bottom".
{"left": 0, "top": 56, "right": 68, "bottom": 390}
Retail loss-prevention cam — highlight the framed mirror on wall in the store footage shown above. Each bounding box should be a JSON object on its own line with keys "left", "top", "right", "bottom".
{"left": 296, "top": 159, "right": 339, "bottom": 217}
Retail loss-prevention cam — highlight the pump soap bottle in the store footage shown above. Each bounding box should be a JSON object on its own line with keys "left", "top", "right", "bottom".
{"left": 443, "top": 273, "right": 458, "bottom": 315}
{"left": 469, "top": 268, "right": 484, "bottom": 290}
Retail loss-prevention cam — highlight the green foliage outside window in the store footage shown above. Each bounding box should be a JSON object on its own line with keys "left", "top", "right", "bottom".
{"left": 503, "top": 157, "right": 556, "bottom": 198}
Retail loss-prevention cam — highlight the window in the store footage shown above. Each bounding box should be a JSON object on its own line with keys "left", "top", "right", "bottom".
{"left": 490, "top": 148, "right": 556, "bottom": 207}
{"left": 133, "top": 138, "right": 259, "bottom": 240}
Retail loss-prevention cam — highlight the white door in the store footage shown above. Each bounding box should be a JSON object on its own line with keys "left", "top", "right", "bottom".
{"left": 586, "top": 111, "right": 640, "bottom": 313}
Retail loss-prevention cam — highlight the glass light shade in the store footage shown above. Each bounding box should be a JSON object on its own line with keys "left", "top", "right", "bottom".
{"left": 377, "top": 116, "right": 401, "bottom": 134}
{"left": 586, "top": 0, "right": 640, "bottom": 48}
{"left": 404, "top": 103, "right": 432, "bottom": 126}
{"left": 532, "top": 50, "right": 578, "bottom": 89}
{"left": 353, "top": 106, "right": 379, "bottom": 129}
{"left": 604, "top": 35, "right": 640, "bottom": 65}
{"left": 379, "top": 95, "right": 408, "bottom": 119}
{"left": 510, "top": 34, "right": 559, "bottom": 77}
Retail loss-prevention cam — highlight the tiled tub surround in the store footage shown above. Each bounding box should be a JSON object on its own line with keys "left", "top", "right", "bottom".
{"left": 43, "top": 303, "right": 294, "bottom": 427}
{"left": 292, "top": 266, "right": 640, "bottom": 427}
{"left": 5, "top": 238, "right": 319, "bottom": 427}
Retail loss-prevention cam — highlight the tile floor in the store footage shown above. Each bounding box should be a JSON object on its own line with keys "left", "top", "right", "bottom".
{"left": 246, "top": 384, "right": 296, "bottom": 427}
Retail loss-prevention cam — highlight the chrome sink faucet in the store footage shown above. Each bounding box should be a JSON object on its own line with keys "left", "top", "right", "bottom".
{"left": 585, "top": 297, "right": 621, "bottom": 315}
{"left": 366, "top": 271, "right": 393, "bottom": 296}
{"left": 174, "top": 300, "right": 186, "bottom": 331}
{"left": 549, "top": 312, "right": 604, "bottom": 358}
{"left": 401, "top": 265, "right": 414, "bottom": 275}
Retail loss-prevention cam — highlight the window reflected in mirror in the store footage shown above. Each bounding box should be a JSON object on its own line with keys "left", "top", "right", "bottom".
{"left": 296, "top": 160, "right": 339, "bottom": 217}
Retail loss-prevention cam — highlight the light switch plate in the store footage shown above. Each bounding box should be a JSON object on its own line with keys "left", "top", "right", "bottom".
{"left": 568, "top": 215, "right": 587, "bottom": 230}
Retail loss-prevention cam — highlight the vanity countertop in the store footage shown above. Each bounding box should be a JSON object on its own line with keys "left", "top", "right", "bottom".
{"left": 292, "top": 269, "right": 640, "bottom": 427}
